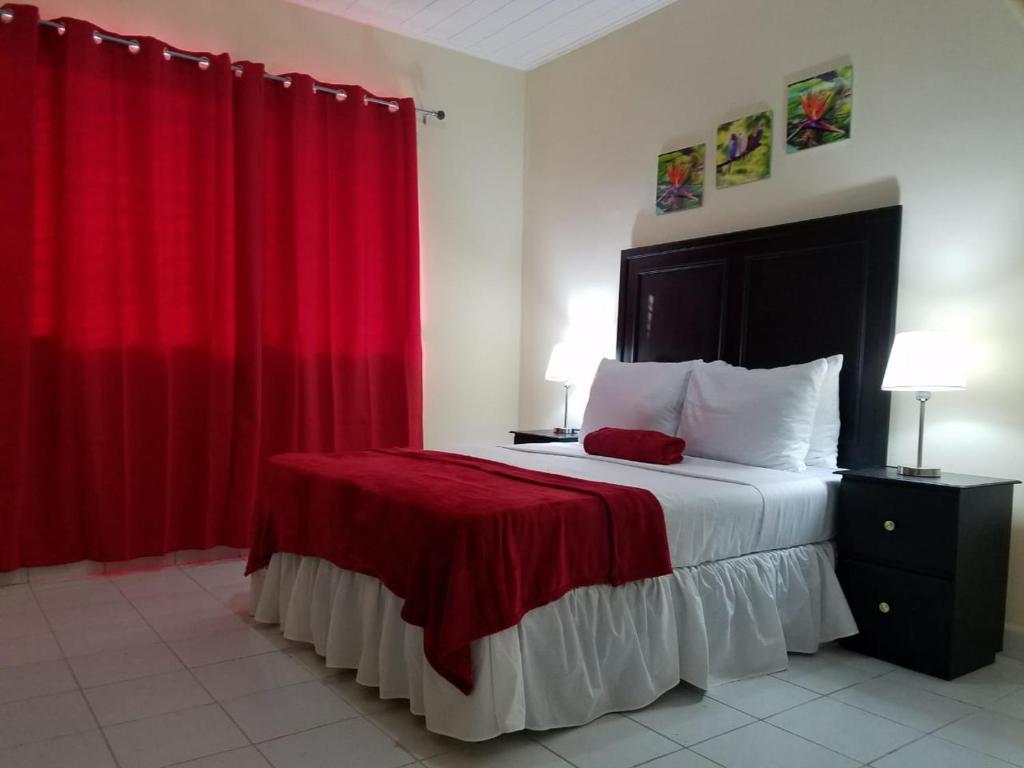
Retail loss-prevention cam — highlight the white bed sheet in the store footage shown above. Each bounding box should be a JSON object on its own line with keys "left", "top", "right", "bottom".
{"left": 463, "top": 442, "right": 839, "bottom": 567}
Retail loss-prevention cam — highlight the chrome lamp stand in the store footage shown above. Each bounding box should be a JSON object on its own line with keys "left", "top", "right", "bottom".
{"left": 553, "top": 383, "right": 578, "bottom": 435}
{"left": 898, "top": 391, "right": 941, "bottom": 477}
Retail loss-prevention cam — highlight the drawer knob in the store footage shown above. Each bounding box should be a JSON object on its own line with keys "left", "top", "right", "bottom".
{"left": 879, "top": 601, "right": 891, "bottom": 614}
{"left": 883, "top": 520, "right": 896, "bottom": 532}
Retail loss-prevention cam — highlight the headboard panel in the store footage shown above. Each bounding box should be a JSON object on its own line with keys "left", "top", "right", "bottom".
{"left": 618, "top": 206, "right": 901, "bottom": 468}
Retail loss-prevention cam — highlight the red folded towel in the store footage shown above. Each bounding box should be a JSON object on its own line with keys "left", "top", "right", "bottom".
{"left": 583, "top": 427, "right": 686, "bottom": 465}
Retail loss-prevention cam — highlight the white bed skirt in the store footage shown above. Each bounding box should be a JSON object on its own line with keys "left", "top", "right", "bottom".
{"left": 250, "top": 542, "right": 856, "bottom": 741}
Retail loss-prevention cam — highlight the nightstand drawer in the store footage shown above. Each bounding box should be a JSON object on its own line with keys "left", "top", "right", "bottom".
{"left": 838, "top": 559, "right": 955, "bottom": 678}
{"left": 838, "top": 481, "right": 958, "bottom": 577}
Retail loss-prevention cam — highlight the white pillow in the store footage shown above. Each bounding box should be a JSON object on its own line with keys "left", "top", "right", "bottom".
{"left": 805, "top": 354, "right": 843, "bottom": 469}
{"left": 580, "top": 359, "right": 702, "bottom": 441}
{"left": 678, "top": 359, "right": 828, "bottom": 472}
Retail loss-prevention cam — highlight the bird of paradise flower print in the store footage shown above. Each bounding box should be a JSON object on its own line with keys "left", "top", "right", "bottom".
{"left": 656, "top": 144, "right": 705, "bottom": 214}
{"left": 786, "top": 65, "right": 853, "bottom": 153}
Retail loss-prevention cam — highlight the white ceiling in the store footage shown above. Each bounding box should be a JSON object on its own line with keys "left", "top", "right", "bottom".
{"left": 285, "top": 0, "right": 678, "bottom": 70}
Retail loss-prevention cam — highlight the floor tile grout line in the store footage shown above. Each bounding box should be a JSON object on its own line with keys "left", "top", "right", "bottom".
{"left": 160, "top": 742, "right": 271, "bottom": 768}
{"left": 252, "top": 715, "right": 421, "bottom": 766}
{"left": 644, "top": 713, "right": 759, "bottom": 751}
{"left": 662, "top": 685, "right": 824, "bottom": 750}
{"left": 41, "top": 573, "right": 165, "bottom": 660}
{"left": 26, "top": 577, "right": 126, "bottom": 768}
{"left": 13, "top": 566, "right": 1024, "bottom": 768}
{"left": 622, "top": 745, "right": 690, "bottom": 767}
{"left": 769, "top": 657, "right": 896, "bottom": 697}
{"left": 703, "top": 689, "right": 824, "bottom": 722}
{"left": 218, "top": 675, "right": 368, "bottom": 746}
{"left": 110, "top": 565, "right": 381, "bottom": 763}
{"left": 790, "top": 663, "right": 1024, "bottom": 708}
{"left": 527, "top": 710, "right": 717, "bottom": 767}
{"left": 761, "top": 692, "right": 934, "bottom": 765}
{"left": 873, "top": 667, "right": 1024, "bottom": 708}
{"left": 765, "top": 691, "right": 1020, "bottom": 767}
{"left": 247, "top": 708, "right": 368, "bottom": 746}
{"left": 930, "top": 729, "right": 1024, "bottom": 766}
{"left": 522, "top": 724, "right": 587, "bottom": 766}
{"left": 824, "top": 686, "right": 984, "bottom": 735}
{"left": 358, "top": 697, "right": 453, "bottom": 763}
{"left": 930, "top": 718, "right": 1024, "bottom": 766}
{"left": 0, "top": 667, "right": 79, "bottom": 707}
{"left": 613, "top": 709, "right": 691, "bottom": 751}
{"left": 108, "top": 566, "right": 267, "bottom": 761}
{"left": 864, "top": 728, "right": 937, "bottom": 765}
{"left": 985, "top": 681, "right": 1024, "bottom": 707}
{"left": 745, "top": 718, "right": 886, "bottom": 766}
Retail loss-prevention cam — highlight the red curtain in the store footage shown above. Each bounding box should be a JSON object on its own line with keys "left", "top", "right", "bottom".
{"left": 0, "top": 5, "right": 422, "bottom": 571}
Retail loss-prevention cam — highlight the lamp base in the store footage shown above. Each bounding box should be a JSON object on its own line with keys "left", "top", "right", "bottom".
{"left": 553, "top": 427, "right": 580, "bottom": 435}
{"left": 898, "top": 465, "right": 942, "bottom": 478}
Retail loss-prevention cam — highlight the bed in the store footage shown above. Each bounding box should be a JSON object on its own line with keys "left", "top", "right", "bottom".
{"left": 249, "top": 205, "right": 903, "bottom": 740}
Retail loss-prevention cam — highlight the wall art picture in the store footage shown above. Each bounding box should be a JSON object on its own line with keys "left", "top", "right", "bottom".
{"left": 716, "top": 111, "right": 772, "bottom": 189}
{"left": 786, "top": 64, "right": 853, "bottom": 153}
{"left": 656, "top": 144, "right": 705, "bottom": 214}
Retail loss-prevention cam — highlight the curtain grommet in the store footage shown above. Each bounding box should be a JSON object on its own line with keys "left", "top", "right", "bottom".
{"left": 128, "top": 40, "right": 141, "bottom": 55}
{"left": 162, "top": 47, "right": 172, "bottom": 61}
{"left": 388, "top": 102, "right": 399, "bottom": 113}
{"left": 197, "top": 56, "right": 210, "bottom": 71}
{"left": 336, "top": 91, "right": 347, "bottom": 102}
{"left": 282, "top": 76, "right": 292, "bottom": 89}
{"left": 54, "top": 21, "right": 66, "bottom": 35}
{"left": 233, "top": 66, "right": 243, "bottom": 78}
{"left": 92, "top": 30, "right": 103, "bottom": 45}
{"left": 1, "top": 8, "right": 14, "bottom": 24}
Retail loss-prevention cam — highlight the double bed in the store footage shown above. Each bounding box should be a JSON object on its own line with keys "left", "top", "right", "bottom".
{"left": 248, "top": 205, "right": 903, "bottom": 740}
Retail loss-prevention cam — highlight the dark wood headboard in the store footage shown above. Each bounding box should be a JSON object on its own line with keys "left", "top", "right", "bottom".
{"left": 617, "top": 206, "right": 901, "bottom": 468}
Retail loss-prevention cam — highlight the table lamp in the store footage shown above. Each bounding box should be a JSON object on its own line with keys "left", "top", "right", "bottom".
{"left": 881, "top": 331, "right": 967, "bottom": 477}
{"left": 545, "top": 343, "right": 579, "bottom": 435}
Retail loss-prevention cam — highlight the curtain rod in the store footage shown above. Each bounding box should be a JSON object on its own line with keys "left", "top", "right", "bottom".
{"left": 0, "top": 7, "right": 446, "bottom": 121}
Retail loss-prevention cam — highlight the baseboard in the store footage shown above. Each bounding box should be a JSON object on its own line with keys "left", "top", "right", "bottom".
{"left": 1004, "top": 623, "right": 1024, "bottom": 662}
{"left": 0, "top": 546, "right": 248, "bottom": 586}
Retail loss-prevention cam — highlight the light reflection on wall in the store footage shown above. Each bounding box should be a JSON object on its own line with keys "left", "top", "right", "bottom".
{"left": 553, "top": 289, "right": 619, "bottom": 427}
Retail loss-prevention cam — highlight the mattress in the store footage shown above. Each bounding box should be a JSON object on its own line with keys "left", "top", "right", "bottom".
{"left": 464, "top": 442, "right": 840, "bottom": 567}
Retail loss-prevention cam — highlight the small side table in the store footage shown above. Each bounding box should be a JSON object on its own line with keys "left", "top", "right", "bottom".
{"left": 836, "top": 466, "right": 1019, "bottom": 679}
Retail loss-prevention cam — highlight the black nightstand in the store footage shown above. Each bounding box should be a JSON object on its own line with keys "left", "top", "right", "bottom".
{"left": 510, "top": 429, "right": 579, "bottom": 445}
{"left": 836, "top": 466, "right": 1019, "bottom": 679}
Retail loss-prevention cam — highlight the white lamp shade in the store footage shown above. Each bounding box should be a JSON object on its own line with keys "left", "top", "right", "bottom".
{"left": 544, "top": 343, "right": 575, "bottom": 383}
{"left": 881, "top": 331, "right": 967, "bottom": 392}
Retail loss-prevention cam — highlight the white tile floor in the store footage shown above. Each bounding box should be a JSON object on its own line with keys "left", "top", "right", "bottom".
{"left": 3, "top": 558, "right": 1024, "bottom": 768}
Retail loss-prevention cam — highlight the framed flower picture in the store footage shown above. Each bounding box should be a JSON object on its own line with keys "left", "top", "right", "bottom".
{"left": 656, "top": 144, "right": 705, "bottom": 214}
{"left": 786, "top": 65, "right": 853, "bottom": 153}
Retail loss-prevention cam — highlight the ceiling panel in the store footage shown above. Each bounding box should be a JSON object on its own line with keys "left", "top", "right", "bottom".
{"left": 285, "top": 0, "right": 678, "bottom": 70}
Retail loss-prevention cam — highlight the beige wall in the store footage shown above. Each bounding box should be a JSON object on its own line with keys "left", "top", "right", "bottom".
{"left": 23, "top": 0, "right": 1024, "bottom": 622}
{"left": 32, "top": 0, "right": 526, "bottom": 450}
{"left": 521, "top": 0, "right": 1024, "bottom": 621}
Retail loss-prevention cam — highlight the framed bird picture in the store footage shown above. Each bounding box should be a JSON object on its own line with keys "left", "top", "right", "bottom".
{"left": 786, "top": 65, "right": 853, "bottom": 153}
{"left": 656, "top": 144, "right": 705, "bottom": 214}
{"left": 716, "top": 111, "right": 772, "bottom": 189}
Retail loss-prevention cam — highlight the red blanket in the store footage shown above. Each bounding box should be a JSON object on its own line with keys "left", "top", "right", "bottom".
{"left": 584, "top": 427, "right": 686, "bottom": 465}
{"left": 246, "top": 449, "right": 671, "bottom": 694}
